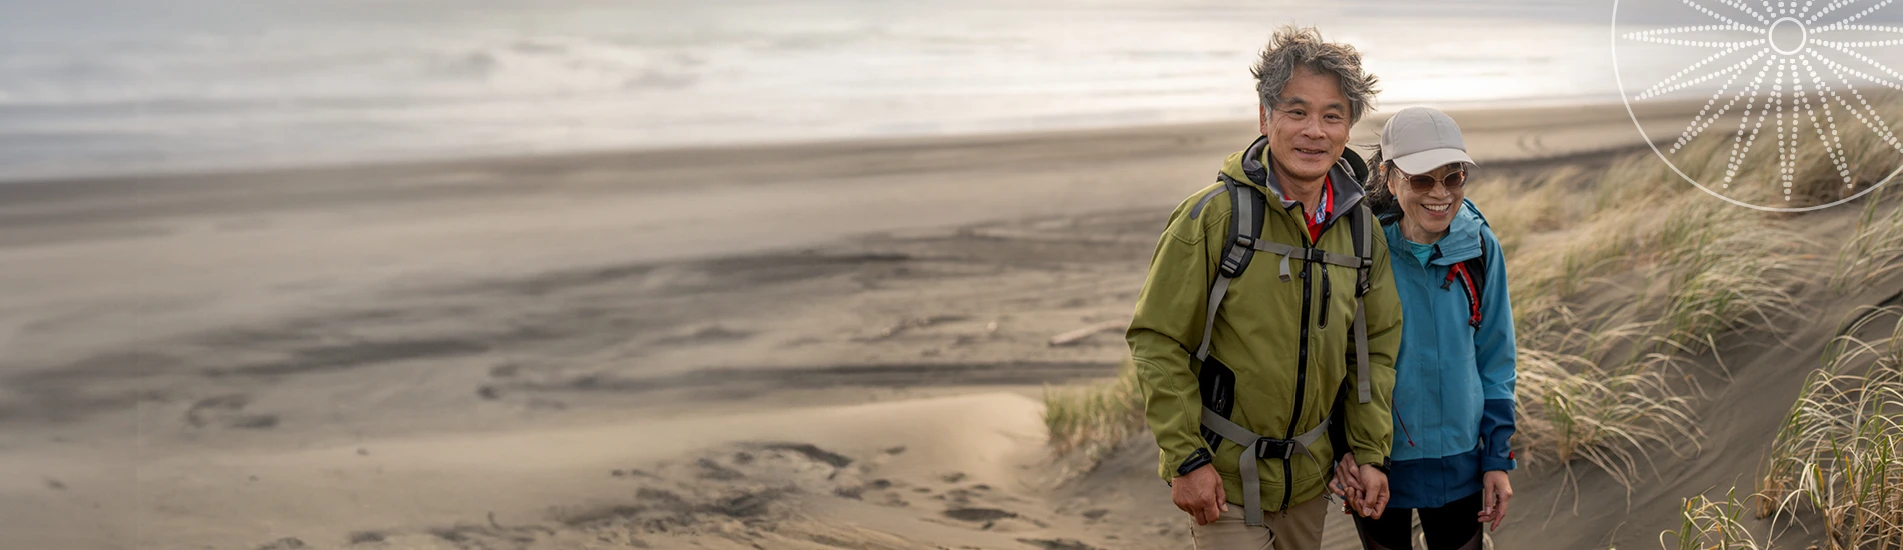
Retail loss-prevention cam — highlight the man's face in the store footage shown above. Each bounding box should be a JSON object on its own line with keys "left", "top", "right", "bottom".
{"left": 1257, "top": 66, "right": 1351, "bottom": 183}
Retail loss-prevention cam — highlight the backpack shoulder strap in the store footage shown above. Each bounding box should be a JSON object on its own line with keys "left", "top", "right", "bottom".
{"left": 1452, "top": 236, "right": 1489, "bottom": 328}
{"left": 1194, "top": 175, "right": 1266, "bottom": 361}
{"left": 1217, "top": 173, "right": 1266, "bottom": 279}
{"left": 1352, "top": 203, "right": 1373, "bottom": 295}
{"left": 1350, "top": 202, "right": 1374, "bottom": 403}
{"left": 1450, "top": 200, "right": 1493, "bottom": 329}
{"left": 1465, "top": 234, "right": 1489, "bottom": 295}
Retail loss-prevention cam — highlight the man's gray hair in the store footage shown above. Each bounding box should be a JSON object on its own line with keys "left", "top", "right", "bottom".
{"left": 1251, "top": 26, "right": 1380, "bottom": 124}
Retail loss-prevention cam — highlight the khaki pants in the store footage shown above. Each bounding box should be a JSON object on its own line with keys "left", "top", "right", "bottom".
{"left": 1190, "top": 495, "right": 1329, "bottom": 550}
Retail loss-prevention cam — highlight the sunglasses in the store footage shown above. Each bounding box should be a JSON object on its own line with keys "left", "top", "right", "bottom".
{"left": 1395, "top": 166, "right": 1468, "bottom": 192}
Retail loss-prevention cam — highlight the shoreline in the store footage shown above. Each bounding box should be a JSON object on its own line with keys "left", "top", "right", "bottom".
{"left": 0, "top": 95, "right": 1681, "bottom": 188}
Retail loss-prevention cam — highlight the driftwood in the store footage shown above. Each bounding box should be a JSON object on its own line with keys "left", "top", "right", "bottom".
{"left": 1048, "top": 320, "right": 1128, "bottom": 346}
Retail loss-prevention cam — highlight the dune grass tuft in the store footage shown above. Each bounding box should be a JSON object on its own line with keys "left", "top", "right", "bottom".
{"left": 1652, "top": 202, "right": 1810, "bottom": 352}
{"left": 1660, "top": 488, "right": 1765, "bottom": 550}
{"left": 1833, "top": 189, "right": 1903, "bottom": 292}
{"left": 1756, "top": 307, "right": 1903, "bottom": 550}
{"left": 1514, "top": 343, "right": 1704, "bottom": 499}
{"left": 1042, "top": 359, "right": 1145, "bottom": 464}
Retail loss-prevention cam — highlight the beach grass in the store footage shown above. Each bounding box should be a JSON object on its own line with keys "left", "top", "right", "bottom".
{"left": 1833, "top": 187, "right": 1903, "bottom": 291}
{"left": 1755, "top": 306, "right": 1903, "bottom": 550}
{"left": 1660, "top": 488, "right": 1765, "bottom": 550}
{"left": 1514, "top": 346, "right": 1702, "bottom": 494}
{"left": 1042, "top": 358, "right": 1145, "bottom": 464}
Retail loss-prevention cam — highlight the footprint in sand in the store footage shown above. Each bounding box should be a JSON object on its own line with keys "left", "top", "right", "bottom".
{"left": 758, "top": 441, "right": 854, "bottom": 469}
{"left": 1016, "top": 537, "right": 1103, "bottom": 550}
{"left": 942, "top": 507, "right": 1017, "bottom": 522}
{"left": 251, "top": 537, "right": 307, "bottom": 550}
{"left": 694, "top": 457, "right": 744, "bottom": 480}
{"left": 936, "top": 506, "right": 1050, "bottom": 533}
{"left": 184, "top": 394, "right": 280, "bottom": 430}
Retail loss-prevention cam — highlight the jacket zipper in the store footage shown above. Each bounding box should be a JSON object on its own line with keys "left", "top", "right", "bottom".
{"left": 1280, "top": 185, "right": 1362, "bottom": 511}
{"left": 1286, "top": 253, "right": 1311, "bottom": 511}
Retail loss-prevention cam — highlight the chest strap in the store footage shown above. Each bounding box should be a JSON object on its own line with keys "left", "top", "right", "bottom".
{"left": 1247, "top": 237, "right": 1367, "bottom": 281}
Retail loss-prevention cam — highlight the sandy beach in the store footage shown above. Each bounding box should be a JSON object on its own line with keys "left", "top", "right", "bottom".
{"left": 7, "top": 96, "right": 1895, "bottom": 550}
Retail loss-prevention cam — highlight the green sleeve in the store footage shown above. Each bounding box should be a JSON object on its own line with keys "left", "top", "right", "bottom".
{"left": 1126, "top": 192, "right": 1220, "bottom": 482}
{"left": 1347, "top": 229, "right": 1402, "bottom": 467}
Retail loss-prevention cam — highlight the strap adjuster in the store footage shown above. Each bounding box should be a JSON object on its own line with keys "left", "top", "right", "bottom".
{"left": 1254, "top": 437, "right": 1296, "bottom": 460}
{"left": 1220, "top": 257, "right": 1243, "bottom": 277}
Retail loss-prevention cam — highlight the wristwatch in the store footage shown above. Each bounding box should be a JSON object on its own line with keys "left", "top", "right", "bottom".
{"left": 1174, "top": 448, "right": 1214, "bottom": 478}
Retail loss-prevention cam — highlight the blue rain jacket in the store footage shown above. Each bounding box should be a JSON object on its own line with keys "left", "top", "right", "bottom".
{"left": 1380, "top": 199, "right": 1517, "bottom": 509}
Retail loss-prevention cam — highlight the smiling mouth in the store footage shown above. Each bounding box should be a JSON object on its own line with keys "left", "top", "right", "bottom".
{"left": 1294, "top": 147, "right": 1326, "bottom": 156}
{"left": 1423, "top": 203, "right": 1452, "bottom": 213}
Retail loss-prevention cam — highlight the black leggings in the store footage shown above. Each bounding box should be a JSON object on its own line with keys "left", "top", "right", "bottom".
{"left": 1352, "top": 490, "right": 1484, "bottom": 550}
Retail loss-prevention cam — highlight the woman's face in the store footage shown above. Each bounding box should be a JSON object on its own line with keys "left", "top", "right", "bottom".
{"left": 1386, "top": 162, "right": 1467, "bottom": 239}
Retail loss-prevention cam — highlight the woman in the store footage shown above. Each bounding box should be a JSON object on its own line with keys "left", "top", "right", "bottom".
{"left": 1331, "top": 106, "right": 1518, "bottom": 550}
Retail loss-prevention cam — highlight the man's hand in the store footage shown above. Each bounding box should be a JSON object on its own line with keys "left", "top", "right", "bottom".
{"left": 1477, "top": 470, "right": 1512, "bottom": 531}
{"left": 1171, "top": 464, "right": 1228, "bottom": 525}
{"left": 1353, "top": 464, "right": 1389, "bottom": 519}
{"left": 1330, "top": 454, "right": 1362, "bottom": 515}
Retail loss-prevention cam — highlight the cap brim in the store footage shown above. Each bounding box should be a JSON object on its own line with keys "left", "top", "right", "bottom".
{"left": 1389, "top": 147, "right": 1476, "bottom": 175}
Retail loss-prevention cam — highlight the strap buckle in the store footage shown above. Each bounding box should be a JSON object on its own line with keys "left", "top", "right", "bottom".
{"left": 1254, "top": 437, "right": 1296, "bottom": 460}
{"left": 1220, "top": 235, "right": 1253, "bottom": 278}
{"left": 1220, "top": 257, "right": 1243, "bottom": 277}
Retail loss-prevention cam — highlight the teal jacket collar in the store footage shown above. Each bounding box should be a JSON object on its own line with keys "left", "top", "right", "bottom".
{"left": 1380, "top": 198, "right": 1488, "bottom": 266}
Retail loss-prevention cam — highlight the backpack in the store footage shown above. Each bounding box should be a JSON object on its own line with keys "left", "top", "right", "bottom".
{"left": 1185, "top": 151, "right": 1377, "bottom": 526}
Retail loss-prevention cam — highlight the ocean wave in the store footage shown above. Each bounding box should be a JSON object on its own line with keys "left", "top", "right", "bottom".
{"left": 0, "top": 0, "right": 1633, "bottom": 181}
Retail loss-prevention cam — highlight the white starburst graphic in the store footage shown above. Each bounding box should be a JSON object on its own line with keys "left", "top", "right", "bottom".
{"left": 1614, "top": 0, "right": 1903, "bottom": 211}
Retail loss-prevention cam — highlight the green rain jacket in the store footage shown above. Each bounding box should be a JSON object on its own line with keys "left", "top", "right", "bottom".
{"left": 1126, "top": 135, "right": 1403, "bottom": 512}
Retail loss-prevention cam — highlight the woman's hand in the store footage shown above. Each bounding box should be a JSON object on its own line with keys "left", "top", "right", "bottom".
{"left": 1477, "top": 470, "right": 1512, "bottom": 531}
{"left": 1330, "top": 454, "right": 1362, "bottom": 514}
{"left": 1354, "top": 464, "right": 1389, "bottom": 519}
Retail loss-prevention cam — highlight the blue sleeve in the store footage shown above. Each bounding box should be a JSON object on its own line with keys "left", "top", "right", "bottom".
{"left": 1475, "top": 226, "right": 1518, "bottom": 472}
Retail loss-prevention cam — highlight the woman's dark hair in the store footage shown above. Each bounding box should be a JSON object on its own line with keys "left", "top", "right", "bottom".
{"left": 1363, "top": 148, "right": 1401, "bottom": 219}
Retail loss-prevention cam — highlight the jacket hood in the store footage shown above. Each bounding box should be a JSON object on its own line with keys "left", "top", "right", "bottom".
{"left": 1381, "top": 198, "right": 1489, "bottom": 266}
{"left": 1216, "top": 135, "right": 1370, "bottom": 229}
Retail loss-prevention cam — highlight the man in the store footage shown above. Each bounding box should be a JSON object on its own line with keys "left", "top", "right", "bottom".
{"left": 1125, "top": 26, "right": 1404, "bottom": 549}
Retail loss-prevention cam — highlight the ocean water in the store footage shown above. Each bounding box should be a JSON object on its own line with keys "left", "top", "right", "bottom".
{"left": 0, "top": 0, "right": 1630, "bottom": 181}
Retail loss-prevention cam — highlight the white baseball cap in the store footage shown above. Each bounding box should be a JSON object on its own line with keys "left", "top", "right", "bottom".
{"left": 1380, "top": 107, "right": 1475, "bottom": 174}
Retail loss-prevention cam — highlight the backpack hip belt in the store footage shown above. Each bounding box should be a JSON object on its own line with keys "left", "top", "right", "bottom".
{"left": 1201, "top": 405, "right": 1332, "bottom": 526}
